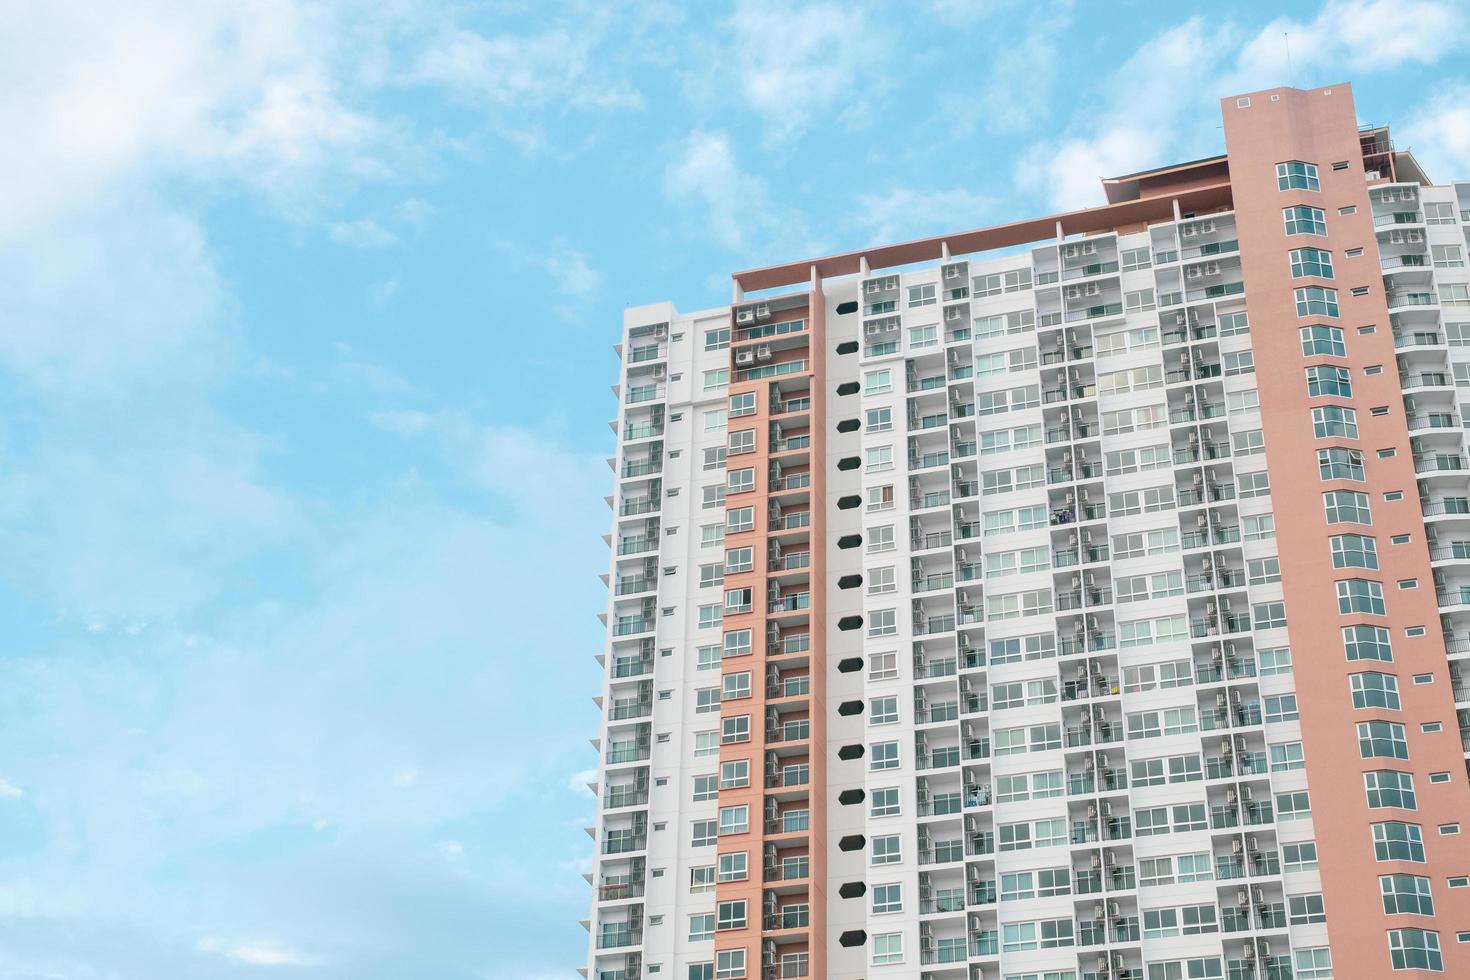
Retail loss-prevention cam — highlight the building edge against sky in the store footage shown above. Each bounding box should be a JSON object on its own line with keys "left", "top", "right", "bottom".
{"left": 585, "top": 83, "right": 1470, "bottom": 980}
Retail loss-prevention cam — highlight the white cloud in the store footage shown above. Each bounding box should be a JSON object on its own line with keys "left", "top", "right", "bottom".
{"left": 1398, "top": 84, "right": 1470, "bottom": 183}
{"left": 437, "top": 839, "right": 465, "bottom": 858}
{"left": 0, "top": 778, "right": 24, "bottom": 799}
{"left": 329, "top": 218, "right": 397, "bottom": 247}
{"left": 1233, "top": 0, "right": 1466, "bottom": 84}
{"left": 567, "top": 768, "right": 598, "bottom": 798}
{"left": 198, "top": 937, "right": 322, "bottom": 967}
{"left": 724, "top": 0, "right": 887, "bottom": 142}
{"left": 855, "top": 187, "right": 995, "bottom": 245}
{"left": 544, "top": 249, "right": 602, "bottom": 298}
{"left": 1015, "top": 2, "right": 1467, "bottom": 213}
{"left": 415, "top": 17, "right": 643, "bottom": 114}
{"left": 664, "top": 130, "right": 780, "bottom": 254}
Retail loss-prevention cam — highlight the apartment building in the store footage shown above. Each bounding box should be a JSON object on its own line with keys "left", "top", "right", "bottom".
{"left": 584, "top": 83, "right": 1470, "bottom": 980}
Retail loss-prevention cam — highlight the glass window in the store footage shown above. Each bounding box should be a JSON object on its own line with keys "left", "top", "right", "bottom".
{"left": 1337, "top": 578, "right": 1386, "bottom": 614}
{"left": 1359, "top": 720, "right": 1409, "bottom": 759}
{"left": 1301, "top": 324, "right": 1346, "bottom": 356}
{"left": 1284, "top": 204, "right": 1328, "bottom": 235}
{"left": 1325, "top": 489, "right": 1371, "bottom": 524}
{"left": 1290, "top": 247, "right": 1335, "bottom": 279}
{"left": 1387, "top": 928, "right": 1442, "bottom": 971}
{"left": 1365, "top": 770, "right": 1416, "bottom": 810}
{"left": 1373, "top": 822, "right": 1425, "bottom": 862}
{"left": 1307, "top": 364, "right": 1352, "bottom": 397}
{"left": 1277, "top": 160, "right": 1320, "bottom": 191}
{"left": 1295, "top": 286, "right": 1340, "bottom": 317}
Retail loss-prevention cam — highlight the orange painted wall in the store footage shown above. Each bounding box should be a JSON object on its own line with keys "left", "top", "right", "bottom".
{"left": 1226, "top": 83, "right": 1470, "bottom": 976}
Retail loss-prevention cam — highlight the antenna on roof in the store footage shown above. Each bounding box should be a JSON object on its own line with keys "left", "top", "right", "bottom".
{"left": 1284, "top": 32, "right": 1295, "bottom": 88}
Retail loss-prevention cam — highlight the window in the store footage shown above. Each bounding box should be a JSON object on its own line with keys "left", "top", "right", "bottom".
{"left": 865, "top": 446, "right": 893, "bottom": 472}
{"left": 714, "top": 948, "right": 745, "bottom": 979}
{"left": 720, "top": 759, "right": 749, "bottom": 789}
{"left": 720, "top": 716, "right": 749, "bottom": 745}
{"left": 1387, "top": 928, "right": 1442, "bottom": 971}
{"left": 689, "top": 913, "right": 715, "bottom": 942}
{"left": 726, "top": 506, "right": 753, "bottom": 533}
{"left": 1270, "top": 742, "right": 1306, "bottom": 772}
{"left": 1264, "top": 693, "right": 1299, "bottom": 722}
{"left": 704, "top": 409, "right": 727, "bottom": 432}
{"left": 1296, "top": 286, "right": 1339, "bottom": 317}
{"left": 1306, "top": 364, "right": 1352, "bottom": 397}
{"left": 1381, "top": 874, "right": 1434, "bottom": 916}
{"left": 1284, "top": 204, "right": 1328, "bottom": 235}
{"left": 1337, "top": 578, "right": 1385, "bottom": 615}
{"left": 726, "top": 468, "right": 753, "bottom": 493}
{"left": 1345, "top": 626, "right": 1393, "bottom": 663}
{"left": 871, "top": 834, "right": 900, "bottom": 865}
{"left": 721, "top": 671, "right": 751, "bottom": 700}
{"left": 724, "top": 547, "right": 753, "bottom": 573}
{"left": 1239, "top": 472, "right": 1271, "bottom": 499}
{"left": 1319, "top": 447, "right": 1364, "bottom": 481}
{"left": 1277, "top": 160, "right": 1320, "bottom": 191}
{"left": 1225, "top": 350, "right": 1254, "bottom": 376}
{"left": 869, "top": 741, "right": 899, "bottom": 771}
{"left": 1428, "top": 244, "right": 1465, "bottom": 272}
{"left": 717, "top": 851, "right": 747, "bottom": 882}
{"left": 1291, "top": 247, "right": 1334, "bottom": 279}
{"left": 691, "top": 865, "right": 716, "bottom": 892}
{"left": 723, "top": 628, "right": 751, "bottom": 658}
{"left": 867, "top": 525, "right": 895, "bottom": 553}
{"left": 1374, "top": 822, "right": 1426, "bottom": 862}
{"left": 872, "top": 882, "right": 902, "bottom": 914}
{"left": 868, "top": 651, "right": 897, "bottom": 681}
{"left": 866, "top": 484, "right": 894, "bottom": 512}
{"left": 1294, "top": 949, "right": 1333, "bottom": 980}
{"left": 703, "top": 368, "right": 729, "bottom": 392}
{"left": 907, "top": 283, "right": 936, "bottom": 307}
{"left": 1301, "top": 324, "right": 1346, "bottom": 356}
{"left": 872, "top": 932, "right": 903, "bottom": 965}
{"left": 1313, "top": 405, "right": 1358, "bottom": 438}
{"left": 716, "top": 899, "right": 747, "bottom": 930}
{"left": 1244, "top": 514, "right": 1276, "bottom": 541}
{"left": 692, "top": 820, "right": 717, "bottom": 847}
{"left": 869, "top": 696, "right": 898, "bottom": 725}
{"left": 727, "top": 429, "right": 754, "bottom": 454}
{"left": 704, "top": 327, "right": 730, "bottom": 351}
{"left": 1366, "top": 770, "right": 1416, "bottom": 810}
{"left": 1283, "top": 841, "right": 1319, "bottom": 871}
{"left": 720, "top": 586, "right": 752, "bottom": 616}
{"left": 703, "top": 446, "right": 726, "bottom": 470}
{"left": 1352, "top": 671, "right": 1401, "bottom": 708}
{"left": 1289, "top": 893, "right": 1326, "bottom": 925}
{"left": 1360, "top": 720, "right": 1409, "bottom": 759}
{"left": 1259, "top": 647, "right": 1293, "bottom": 675}
{"left": 1441, "top": 283, "right": 1470, "bottom": 307}
{"left": 864, "top": 787, "right": 899, "bottom": 822}
{"left": 1325, "top": 489, "right": 1371, "bottom": 524}
{"left": 1331, "top": 533, "right": 1378, "bottom": 568}
{"left": 866, "top": 565, "right": 896, "bottom": 595}
{"left": 863, "top": 369, "right": 892, "bottom": 394}
{"left": 865, "top": 406, "right": 892, "bottom": 431}
{"left": 1253, "top": 601, "right": 1287, "bottom": 630}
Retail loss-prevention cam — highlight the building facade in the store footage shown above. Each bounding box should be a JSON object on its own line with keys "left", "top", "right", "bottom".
{"left": 584, "top": 84, "right": 1470, "bottom": 980}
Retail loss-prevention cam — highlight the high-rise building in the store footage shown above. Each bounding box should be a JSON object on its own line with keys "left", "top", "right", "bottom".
{"left": 584, "top": 83, "right": 1470, "bottom": 980}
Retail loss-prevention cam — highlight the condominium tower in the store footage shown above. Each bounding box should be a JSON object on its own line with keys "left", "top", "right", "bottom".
{"left": 584, "top": 84, "right": 1470, "bottom": 980}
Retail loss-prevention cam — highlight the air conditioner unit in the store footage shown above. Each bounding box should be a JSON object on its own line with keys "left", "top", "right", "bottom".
{"left": 754, "top": 303, "right": 771, "bottom": 320}
{"left": 1186, "top": 266, "right": 1203, "bottom": 280}
{"left": 755, "top": 345, "right": 772, "bottom": 362}
{"left": 945, "top": 266, "right": 962, "bottom": 280}
{"left": 651, "top": 365, "right": 666, "bottom": 380}
{"left": 1084, "top": 283, "right": 1101, "bottom": 297}
{"left": 865, "top": 281, "right": 883, "bottom": 294}
{"left": 1203, "top": 262, "right": 1220, "bottom": 276}
{"left": 1082, "top": 241, "right": 1098, "bottom": 255}
{"left": 1063, "top": 244, "right": 1082, "bottom": 258}
{"left": 735, "top": 349, "right": 755, "bottom": 366}
{"left": 1065, "top": 286, "right": 1085, "bottom": 300}
{"left": 653, "top": 324, "right": 668, "bottom": 339}
{"left": 946, "top": 306, "right": 963, "bottom": 321}
{"left": 1181, "top": 225, "right": 1198, "bottom": 238}
{"left": 736, "top": 308, "right": 755, "bottom": 325}
{"left": 1405, "top": 230, "right": 1424, "bottom": 243}
{"left": 1198, "top": 220, "right": 1216, "bottom": 234}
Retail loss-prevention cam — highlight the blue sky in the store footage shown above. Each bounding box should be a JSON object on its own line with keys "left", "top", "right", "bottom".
{"left": 0, "top": 1, "right": 1466, "bottom": 977}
